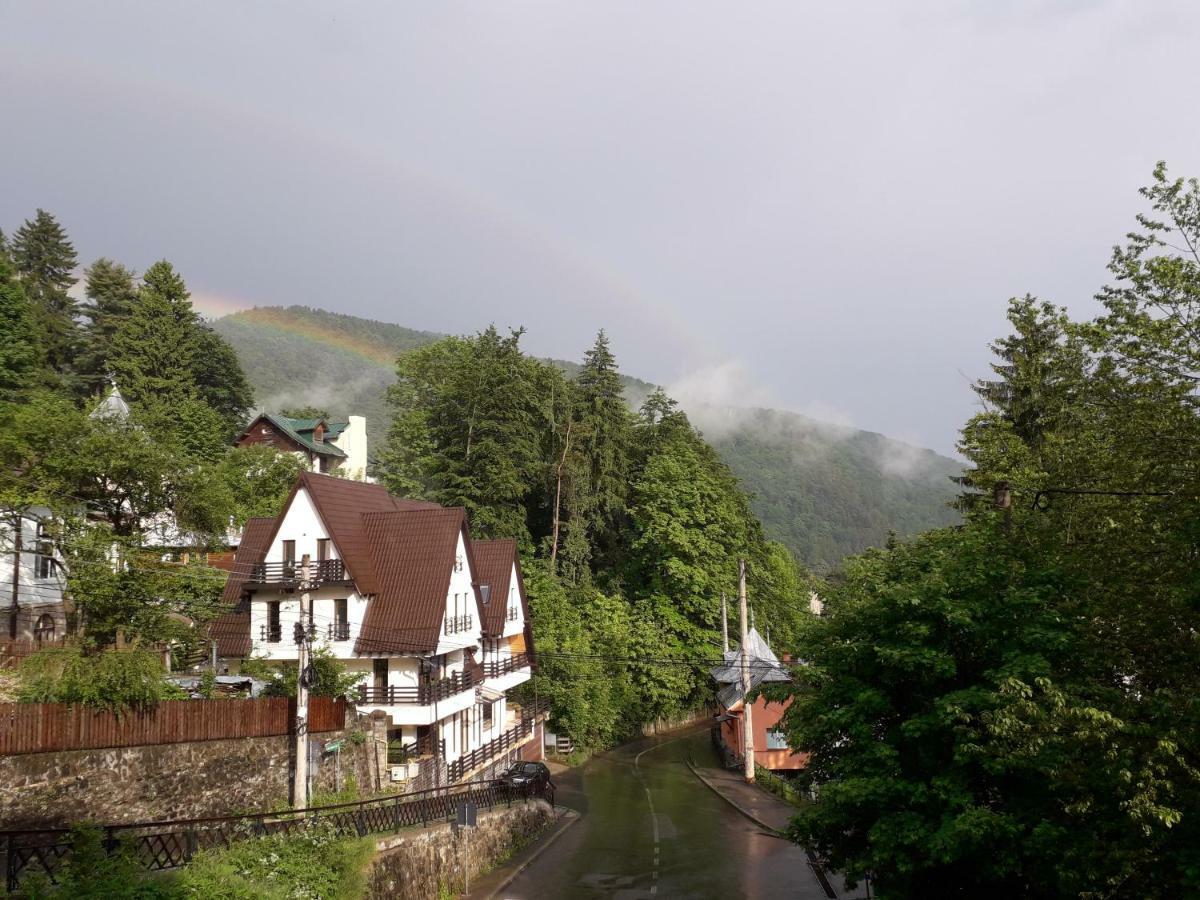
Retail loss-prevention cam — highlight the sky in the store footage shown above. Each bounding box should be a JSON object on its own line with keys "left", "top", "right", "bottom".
{"left": 2, "top": 1, "right": 1198, "bottom": 455}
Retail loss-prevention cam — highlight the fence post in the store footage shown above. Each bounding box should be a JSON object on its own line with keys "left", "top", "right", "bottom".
{"left": 185, "top": 827, "right": 198, "bottom": 863}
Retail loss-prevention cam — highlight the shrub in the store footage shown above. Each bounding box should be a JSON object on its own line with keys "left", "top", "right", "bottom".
{"left": 173, "top": 822, "right": 373, "bottom": 900}
{"left": 20, "top": 824, "right": 174, "bottom": 898}
{"left": 17, "top": 647, "right": 179, "bottom": 713}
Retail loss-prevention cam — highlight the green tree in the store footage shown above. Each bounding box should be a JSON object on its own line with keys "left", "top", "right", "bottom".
{"left": 214, "top": 444, "right": 308, "bottom": 527}
{"left": 107, "top": 260, "right": 252, "bottom": 435}
{"left": 10, "top": 209, "right": 80, "bottom": 376}
{"left": 0, "top": 256, "right": 43, "bottom": 400}
{"left": 378, "top": 327, "right": 547, "bottom": 540}
{"left": 78, "top": 258, "right": 139, "bottom": 383}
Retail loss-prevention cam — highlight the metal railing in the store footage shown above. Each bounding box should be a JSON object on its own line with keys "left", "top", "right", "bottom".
{"left": 327, "top": 622, "right": 350, "bottom": 641}
{"left": 387, "top": 734, "right": 443, "bottom": 765}
{"left": 506, "top": 605, "right": 519, "bottom": 622}
{"left": 260, "top": 624, "right": 282, "bottom": 643}
{"left": 248, "top": 559, "right": 349, "bottom": 586}
{"left": 483, "top": 652, "right": 531, "bottom": 679}
{"left": 448, "top": 718, "right": 536, "bottom": 782}
{"left": 356, "top": 671, "right": 475, "bottom": 706}
{"left": 1, "top": 778, "right": 554, "bottom": 890}
{"left": 443, "top": 614, "right": 473, "bottom": 635}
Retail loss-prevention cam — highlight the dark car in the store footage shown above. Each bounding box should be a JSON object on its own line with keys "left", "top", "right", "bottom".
{"left": 500, "top": 761, "right": 551, "bottom": 791}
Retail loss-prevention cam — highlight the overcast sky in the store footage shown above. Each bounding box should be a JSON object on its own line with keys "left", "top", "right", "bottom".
{"left": 3, "top": 1, "right": 1198, "bottom": 454}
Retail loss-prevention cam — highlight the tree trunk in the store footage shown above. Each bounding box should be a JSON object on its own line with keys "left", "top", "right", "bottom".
{"left": 550, "top": 419, "right": 573, "bottom": 567}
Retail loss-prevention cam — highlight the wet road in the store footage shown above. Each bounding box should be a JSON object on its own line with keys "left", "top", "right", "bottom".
{"left": 502, "top": 729, "right": 835, "bottom": 899}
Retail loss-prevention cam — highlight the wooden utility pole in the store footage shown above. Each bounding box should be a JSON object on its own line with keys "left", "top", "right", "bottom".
{"left": 720, "top": 591, "right": 729, "bottom": 654}
{"left": 738, "top": 558, "right": 754, "bottom": 784}
{"left": 293, "top": 554, "right": 312, "bottom": 808}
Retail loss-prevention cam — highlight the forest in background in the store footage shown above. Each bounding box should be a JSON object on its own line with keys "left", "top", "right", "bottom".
{"left": 214, "top": 305, "right": 961, "bottom": 570}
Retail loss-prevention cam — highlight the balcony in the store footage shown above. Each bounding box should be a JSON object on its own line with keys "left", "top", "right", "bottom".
{"left": 260, "top": 624, "right": 282, "bottom": 644}
{"left": 247, "top": 559, "right": 350, "bottom": 587}
{"left": 448, "top": 718, "right": 537, "bottom": 782}
{"left": 506, "top": 606, "right": 519, "bottom": 622}
{"left": 327, "top": 622, "right": 350, "bottom": 641}
{"left": 356, "top": 670, "right": 476, "bottom": 706}
{"left": 483, "top": 652, "right": 530, "bottom": 679}
{"left": 444, "top": 614, "right": 473, "bottom": 636}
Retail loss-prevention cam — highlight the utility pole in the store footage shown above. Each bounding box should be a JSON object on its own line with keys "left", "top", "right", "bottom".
{"left": 720, "top": 591, "right": 729, "bottom": 654}
{"left": 293, "top": 554, "right": 312, "bottom": 808}
{"left": 739, "top": 558, "right": 755, "bottom": 784}
{"left": 9, "top": 514, "right": 21, "bottom": 640}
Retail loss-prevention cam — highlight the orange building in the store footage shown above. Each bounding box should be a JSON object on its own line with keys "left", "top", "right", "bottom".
{"left": 711, "top": 628, "right": 807, "bottom": 772}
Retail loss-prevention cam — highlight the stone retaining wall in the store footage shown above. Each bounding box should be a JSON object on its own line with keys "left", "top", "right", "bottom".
{"left": 367, "top": 800, "right": 554, "bottom": 900}
{"left": 0, "top": 713, "right": 376, "bottom": 829}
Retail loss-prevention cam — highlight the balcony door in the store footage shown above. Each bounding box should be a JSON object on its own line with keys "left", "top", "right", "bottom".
{"left": 373, "top": 658, "right": 388, "bottom": 691}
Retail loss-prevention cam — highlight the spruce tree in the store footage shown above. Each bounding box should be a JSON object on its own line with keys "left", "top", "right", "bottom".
{"left": 0, "top": 257, "right": 43, "bottom": 400}
{"left": 10, "top": 210, "right": 80, "bottom": 374}
{"left": 78, "top": 258, "right": 139, "bottom": 384}
{"left": 573, "top": 330, "right": 633, "bottom": 564}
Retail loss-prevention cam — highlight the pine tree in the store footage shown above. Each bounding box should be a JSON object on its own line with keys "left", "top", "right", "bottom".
{"left": 106, "top": 260, "right": 252, "bottom": 435}
{"left": 10, "top": 210, "right": 80, "bottom": 374}
{"left": 571, "top": 330, "right": 633, "bottom": 567}
{"left": 0, "top": 257, "right": 43, "bottom": 400}
{"left": 78, "top": 258, "right": 139, "bottom": 384}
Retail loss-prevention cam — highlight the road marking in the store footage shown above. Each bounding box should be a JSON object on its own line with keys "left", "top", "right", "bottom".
{"left": 633, "top": 734, "right": 694, "bottom": 899}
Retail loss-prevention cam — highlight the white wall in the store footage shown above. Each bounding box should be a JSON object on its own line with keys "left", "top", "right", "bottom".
{"left": 0, "top": 508, "right": 66, "bottom": 609}
{"left": 434, "top": 531, "right": 483, "bottom": 657}
{"left": 501, "top": 561, "right": 524, "bottom": 639}
{"left": 330, "top": 416, "right": 369, "bottom": 481}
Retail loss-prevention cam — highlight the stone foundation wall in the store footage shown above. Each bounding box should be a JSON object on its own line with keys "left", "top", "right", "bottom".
{"left": 367, "top": 800, "right": 554, "bottom": 900}
{"left": 0, "top": 711, "right": 377, "bottom": 829}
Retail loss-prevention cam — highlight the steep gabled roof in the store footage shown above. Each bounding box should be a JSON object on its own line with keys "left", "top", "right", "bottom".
{"left": 470, "top": 539, "right": 518, "bottom": 637}
{"left": 237, "top": 413, "right": 347, "bottom": 459}
{"left": 712, "top": 627, "right": 792, "bottom": 710}
{"left": 355, "top": 507, "right": 473, "bottom": 654}
{"left": 210, "top": 517, "right": 276, "bottom": 657}
{"left": 285, "top": 471, "right": 411, "bottom": 594}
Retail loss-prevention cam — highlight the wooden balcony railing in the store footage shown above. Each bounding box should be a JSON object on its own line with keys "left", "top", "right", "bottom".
{"left": 483, "top": 652, "right": 531, "bottom": 679}
{"left": 327, "top": 622, "right": 350, "bottom": 641}
{"left": 248, "top": 559, "right": 350, "bottom": 587}
{"left": 387, "top": 733, "right": 444, "bottom": 765}
{"left": 260, "top": 624, "right": 282, "bottom": 644}
{"left": 355, "top": 670, "right": 475, "bottom": 707}
{"left": 444, "top": 614, "right": 473, "bottom": 635}
{"left": 506, "top": 606, "right": 519, "bottom": 622}
{"left": 448, "top": 718, "right": 536, "bottom": 782}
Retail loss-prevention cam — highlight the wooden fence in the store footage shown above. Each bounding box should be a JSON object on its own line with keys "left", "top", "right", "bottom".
{"left": 0, "top": 697, "right": 348, "bottom": 756}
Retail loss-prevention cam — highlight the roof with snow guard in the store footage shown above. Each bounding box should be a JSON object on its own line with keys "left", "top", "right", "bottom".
{"left": 711, "top": 627, "right": 792, "bottom": 710}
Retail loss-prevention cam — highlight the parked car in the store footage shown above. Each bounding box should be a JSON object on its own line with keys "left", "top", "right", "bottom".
{"left": 500, "top": 761, "right": 551, "bottom": 791}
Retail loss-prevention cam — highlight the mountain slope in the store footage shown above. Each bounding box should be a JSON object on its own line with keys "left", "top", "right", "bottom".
{"left": 212, "top": 306, "right": 961, "bottom": 570}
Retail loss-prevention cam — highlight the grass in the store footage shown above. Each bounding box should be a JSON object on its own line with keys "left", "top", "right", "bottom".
{"left": 754, "top": 765, "right": 809, "bottom": 809}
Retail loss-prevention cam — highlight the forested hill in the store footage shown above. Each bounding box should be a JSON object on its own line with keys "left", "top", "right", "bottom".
{"left": 212, "top": 305, "right": 961, "bottom": 570}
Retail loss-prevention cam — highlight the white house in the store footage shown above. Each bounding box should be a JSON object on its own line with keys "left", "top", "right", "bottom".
{"left": 0, "top": 507, "right": 67, "bottom": 643}
{"left": 211, "top": 472, "right": 540, "bottom": 787}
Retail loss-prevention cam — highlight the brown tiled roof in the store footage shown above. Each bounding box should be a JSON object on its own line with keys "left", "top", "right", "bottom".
{"left": 210, "top": 517, "right": 276, "bottom": 658}
{"left": 291, "top": 471, "right": 415, "bottom": 594}
{"left": 355, "top": 508, "right": 472, "bottom": 654}
{"left": 471, "top": 539, "right": 518, "bottom": 637}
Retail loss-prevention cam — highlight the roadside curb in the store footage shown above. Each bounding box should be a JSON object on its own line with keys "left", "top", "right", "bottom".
{"left": 685, "top": 758, "right": 782, "bottom": 835}
{"left": 481, "top": 807, "right": 582, "bottom": 899}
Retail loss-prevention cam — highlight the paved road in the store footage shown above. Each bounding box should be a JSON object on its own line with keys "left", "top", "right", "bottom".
{"left": 501, "top": 728, "right": 836, "bottom": 899}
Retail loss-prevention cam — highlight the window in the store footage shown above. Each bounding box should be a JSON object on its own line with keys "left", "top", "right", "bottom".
{"left": 34, "top": 523, "right": 53, "bottom": 579}
{"left": 317, "top": 539, "right": 330, "bottom": 562}
{"left": 482, "top": 700, "right": 494, "bottom": 729}
{"left": 282, "top": 540, "right": 296, "bottom": 565}
{"left": 33, "top": 614, "right": 55, "bottom": 644}
{"left": 765, "top": 730, "right": 789, "bottom": 751}
{"left": 331, "top": 599, "right": 349, "bottom": 640}
{"left": 264, "top": 602, "right": 282, "bottom": 643}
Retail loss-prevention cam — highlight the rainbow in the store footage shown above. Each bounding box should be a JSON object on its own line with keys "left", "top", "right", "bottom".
{"left": 223, "top": 307, "right": 403, "bottom": 367}
{"left": 4, "top": 51, "right": 718, "bottom": 365}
